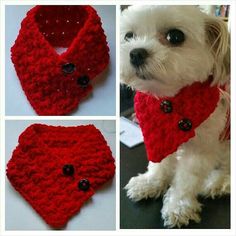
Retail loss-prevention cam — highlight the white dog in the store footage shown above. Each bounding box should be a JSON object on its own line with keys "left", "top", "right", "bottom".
{"left": 121, "top": 5, "right": 230, "bottom": 228}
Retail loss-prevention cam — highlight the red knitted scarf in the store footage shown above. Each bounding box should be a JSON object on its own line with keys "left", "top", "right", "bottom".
{"left": 135, "top": 80, "right": 222, "bottom": 163}
{"left": 11, "top": 6, "right": 109, "bottom": 115}
{"left": 7, "top": 124, "right": 115, "bottom": 228}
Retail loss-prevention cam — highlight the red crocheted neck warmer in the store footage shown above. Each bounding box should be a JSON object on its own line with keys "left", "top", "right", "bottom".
{"left": 135, "top": 80, "right": 220, "bottom": 163}
{"left": 7, "top": 124, "right": 115, "bottom": 228}
{"left": 11, "top": 6, "right": 109, "bottom": 115}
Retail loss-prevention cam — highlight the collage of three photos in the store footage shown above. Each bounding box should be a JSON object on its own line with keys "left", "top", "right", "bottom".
{"left": 1, "top": 2, "right": 233, "bottom": 233}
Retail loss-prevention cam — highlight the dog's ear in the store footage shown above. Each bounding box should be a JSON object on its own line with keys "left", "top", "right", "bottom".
{"left": 205, "top": 16, "right": 230, "bottom": 84}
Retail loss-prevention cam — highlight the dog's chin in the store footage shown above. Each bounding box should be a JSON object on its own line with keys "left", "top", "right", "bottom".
{"left": 137, "top": 72, "right": 166, "bottom": 85}
{"left": 122, "top": 73, "right": 161, "bottom": 95}
{"left": 135, "top": 70, "right": 149, "bottom": 81}
{"left": 122, "top": 71, "right": 186, "bottom": 98}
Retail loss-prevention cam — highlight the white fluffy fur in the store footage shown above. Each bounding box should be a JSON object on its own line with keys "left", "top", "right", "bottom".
{"left": 121, "top": 5, "right": 230, "bottom": 228}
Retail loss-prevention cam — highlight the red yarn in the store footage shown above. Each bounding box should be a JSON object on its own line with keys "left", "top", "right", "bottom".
{"left": 135, "top": 80, "right": 220, "bottom": 163}
{"left": 11, "top": 6, "right": 109, "bottom": 115}
{"left": 6, "top": 124, "right": 115, "bottom": 228}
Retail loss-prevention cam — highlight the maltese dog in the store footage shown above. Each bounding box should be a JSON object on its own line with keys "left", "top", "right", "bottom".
{"left": 120, "top": 5, "right": 230, "bottom": 228}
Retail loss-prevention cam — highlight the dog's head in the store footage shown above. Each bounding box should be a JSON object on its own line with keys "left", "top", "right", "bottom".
{"left": 120, "top": 5, "right": 230, "bottom": 97}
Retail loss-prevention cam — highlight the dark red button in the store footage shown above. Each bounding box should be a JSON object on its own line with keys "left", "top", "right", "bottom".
{"left": 178, "top": 119, "right": 192, "bottom": 131}
{"left": 160, "top": 100, "right": 172, "bottom": 113}
{"left": 63, "top": 164, "right": 74, "bottom": 176}
{"left": 77, "top": 76, "right": 89, "bottom": 88}
{"left": 78, "top": 179, "right": 90, "bottom": 191}
{"left": 62, "top": 63, "right": 76, "bottom": 74}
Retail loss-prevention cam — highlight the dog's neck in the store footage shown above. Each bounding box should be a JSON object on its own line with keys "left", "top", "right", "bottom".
{"left": 140, "top": 75, "right": 215, "bottom": 99}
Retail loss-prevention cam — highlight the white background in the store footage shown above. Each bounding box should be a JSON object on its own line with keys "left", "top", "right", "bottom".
{"left": 5, "top": 5, "right": 116, "bottom": 116}
{"left": 5, "top": 120, "right": 116, "bottom": 230}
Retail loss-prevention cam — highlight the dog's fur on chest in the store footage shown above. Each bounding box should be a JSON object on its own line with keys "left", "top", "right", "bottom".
{"left": 120, "top": 5, "right": 230, "bottom": 228}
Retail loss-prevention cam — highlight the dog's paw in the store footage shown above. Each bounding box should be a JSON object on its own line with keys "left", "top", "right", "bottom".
{"left": 124, "top": 174, "right": 166, "bottom": 202}
{"left": 201, "top": 172, "right": 230, "bottom": 198}
{"left": 161, "top": 191, "right": 202, "bottom": 228}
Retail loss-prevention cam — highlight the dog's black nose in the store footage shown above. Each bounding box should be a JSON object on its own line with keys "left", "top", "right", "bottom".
{"left": 130, "top": 48, "right": 148, "bottom": 67}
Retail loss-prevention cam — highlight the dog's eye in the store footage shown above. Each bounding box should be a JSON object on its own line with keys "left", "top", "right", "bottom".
{"left": 125, "top": 32, "right": 135, "bottom": 41}
{"left": 166, "top": 29, "right": 185, "bottom": 45}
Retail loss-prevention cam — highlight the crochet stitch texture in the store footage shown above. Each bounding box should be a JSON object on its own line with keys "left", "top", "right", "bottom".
{"left": 135, "top": 80, "right": 220, "bottom": 163}
{"left": 11, "top": 6, "right": 109, "bottom": 115}
{"left": 7, "top": 124, "right": 115, "bottom": 228}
